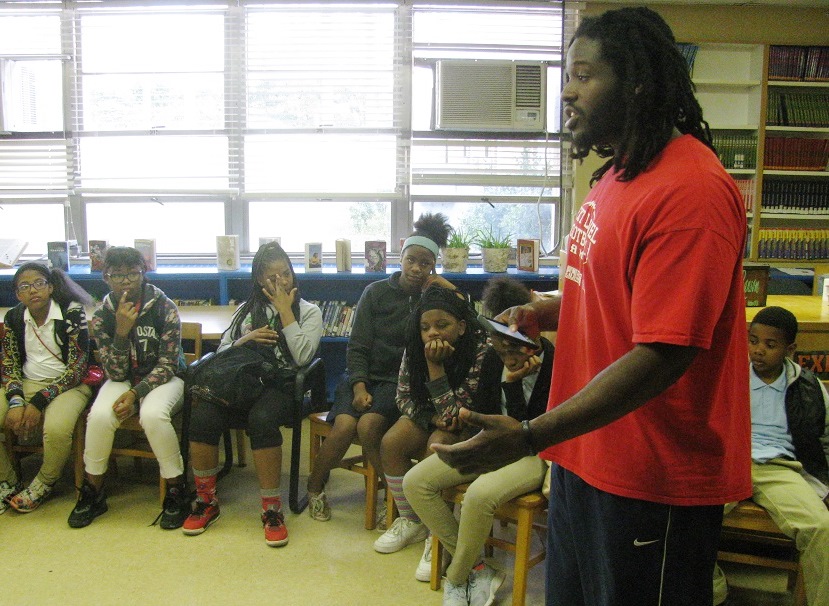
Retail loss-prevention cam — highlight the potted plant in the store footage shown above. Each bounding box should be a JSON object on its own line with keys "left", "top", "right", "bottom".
{"left": 475, "top": 226, "right": 512, "bottom": 273}
{"left": 441, "top": 228, "right": 474, "bottom": 273}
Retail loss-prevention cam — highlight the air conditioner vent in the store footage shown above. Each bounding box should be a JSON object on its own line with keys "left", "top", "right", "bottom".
{"left": 435, "top": 60, "right": 547, "bottom": 132}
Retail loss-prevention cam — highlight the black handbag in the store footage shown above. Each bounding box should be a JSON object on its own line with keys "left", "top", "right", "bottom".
{"left": 185, "top": 343, "right": 291, "bottom": 410}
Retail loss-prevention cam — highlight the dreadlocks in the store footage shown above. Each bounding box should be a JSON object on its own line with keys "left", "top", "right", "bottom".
{"left": 227, "top": 241, "right": 301, "bottom": 362}
{"left": 571, "top": 7, "right": 714, "bottom": 185}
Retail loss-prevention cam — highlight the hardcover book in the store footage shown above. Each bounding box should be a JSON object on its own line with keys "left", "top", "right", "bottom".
{"left": 335, "top": 238, "right": 352, "bottom": 272}
{"left": 134, "top": 238, "right": 157, "bottom": 271}
{"left": 517, "top": 238, "right": 540, "bottom": 272}
{"left": 88, "top": 239, "right": 109, "bottom": 272}
{"left": 364, "top": 240, "right": 387, "bottom": 273}
{"left": 258, "top": 236, "right": 282, "bottom": 248}
{"left": 0, "top": 239, "right": 28, "bottom": 269}
{"left": 305, "top": 242, "right": 322, "bottom": 272}
{"left": 217, "top": 235, "right": 241, "bottom": 271}
{"left": 47, "top": 241, "right": 70, "bottom": 271}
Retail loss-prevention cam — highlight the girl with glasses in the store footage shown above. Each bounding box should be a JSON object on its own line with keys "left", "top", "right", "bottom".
{"left": 1, "top": 262, "right": 94, "bottom": 513}
{"left": 69, "top": 246, "right": 190, "bottom": 530}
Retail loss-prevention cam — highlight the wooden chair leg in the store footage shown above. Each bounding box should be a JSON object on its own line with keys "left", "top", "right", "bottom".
{"left": 365, "top": 457, "right": 378, "bottom": 530}
{"left": 73, "top": 416, "right": 86, "bottom": 493}
{"left": 235, "top": 429, "right": 247, "bottom": 467}
{"left": 511, "top": 507, "right": 534, "bottom": 606}
{"left": 431, "top": 534, "right": 445, "bottom": 591}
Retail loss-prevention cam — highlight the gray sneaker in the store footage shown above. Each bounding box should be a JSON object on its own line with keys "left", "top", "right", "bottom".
{"left": 468, "top": 562, "right": 506, "bottom": 606}
{"left": 442, "top": 578, "right": 469, "bottom": 606}
{"left": 0, "top": 480, "right": 24, "bottom": 515}
{"left": 308, "top": 491, "right": 331, "bottom": 521}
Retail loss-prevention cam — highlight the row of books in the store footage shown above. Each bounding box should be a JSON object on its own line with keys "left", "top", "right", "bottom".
{"left": 46, "top": 239, "right": 157, "bottom": 272}
{"left": 768, "top": 45, "right": 829, "bottom": 82}
{"left": 761, "top": 179, "right": 829, "bottom": 214}
{"left": 676, "top": 43, "right": 699, "bottom": 75}
{"left": 767, "top": 91, "right": 829, "bottom": 128}
{"left": 712, "top": 132, "right": 757, "bottom": 170}
{"left": 763, "top": 137, "right": 829, "bottom": 171}
{"left": 757, "top": 228, "right": 829, "bottom": 261}
{"left": 307, "top": 300, "right": 357, "bottom": 338}
{"left": 733, "top": 179, "right": 755, "bottom": 213}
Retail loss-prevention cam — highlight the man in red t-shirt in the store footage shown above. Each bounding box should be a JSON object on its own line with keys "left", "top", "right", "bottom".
{"left": 434, "top": 7, "right": 751, "bottom": 606}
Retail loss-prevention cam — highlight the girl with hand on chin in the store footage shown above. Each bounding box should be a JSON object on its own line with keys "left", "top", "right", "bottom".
{"left": 183, "top": 241, "right": 322, "bottom": 547}
{"left": 373, "top": 285, "right": 493, "bottom": 564}
{"left": 69, "top": 246, "right": 189, "bottom": 530}
{"left": 1, "top": 263, "right": 93, "bottom": 513}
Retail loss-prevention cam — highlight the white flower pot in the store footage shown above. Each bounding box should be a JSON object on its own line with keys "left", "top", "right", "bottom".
{"left": 441, "top": 247, "right": 469, "bottom": 273}
{"left": 482, "top": 247, "right": 510, "bottom": 273}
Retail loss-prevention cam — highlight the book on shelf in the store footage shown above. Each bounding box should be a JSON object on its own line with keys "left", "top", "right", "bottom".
{"left": 733, "top": 179, "right": 755, "bottom": 214}
{"left": 761, "top": 178, "right": 829, "bottom": 215}
{"left": 134, "top": 238, "right": 157, "bottom": 271}
{"left": 757, "top": 228, "right": 829, "bottom": 261}
{"left": 88, "top": 239, "right": 109, "bottom": 272}
{"left": 216, "top": 235, "right": 241, "bottom": 271}
{"left": 364, "top": 240, "right": 387, "bottom": 272}
{"left": 768, "top": 45, "right": 829, "bottom": 82}
{"left": 517, "top": 238, "right": 540, "bottom": 272}
{"left": 305, "top": 242, "right": 322, "bottom": 272}
{"left": 0, "top": 239, "right": 28, "bottom": 269}
{"left": 795, "top": 351, "right": 829, "bottom": 380}
{"left": 764, "top": 137, "right": 829, "bottom": 171}
{"left": 335, "top": 238, "right": 352, "bottom": 272}
{"left": 676, "top": 43, "right": 699, "bottom": 75}
{"left": 47, "top": 241, "right": 70, "bottom": 271}
{"left": 258, "top": 236, "right": 282, "bottom": 248}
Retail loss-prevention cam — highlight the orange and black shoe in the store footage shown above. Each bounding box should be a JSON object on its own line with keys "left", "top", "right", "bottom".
{"left": 262, "top": 508, "right": 289, "bottom": 547}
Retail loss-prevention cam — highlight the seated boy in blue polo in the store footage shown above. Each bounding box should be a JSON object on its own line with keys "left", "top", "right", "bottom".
{"left": 717, "top": 306, "right": 829, "bottom": 605}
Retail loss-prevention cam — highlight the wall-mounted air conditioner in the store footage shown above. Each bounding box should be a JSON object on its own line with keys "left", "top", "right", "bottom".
{"left": 435, "top": 60, "right": 546, "bottom": 132}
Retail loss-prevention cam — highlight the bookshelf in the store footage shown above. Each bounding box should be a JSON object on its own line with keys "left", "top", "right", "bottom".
{"left": 687, "top": 43, "right": 829, "bottom": 292}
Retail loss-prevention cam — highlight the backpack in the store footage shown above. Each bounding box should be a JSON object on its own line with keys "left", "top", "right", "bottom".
{"left": 185, "top": 342, "right": 294, "bottom": 413}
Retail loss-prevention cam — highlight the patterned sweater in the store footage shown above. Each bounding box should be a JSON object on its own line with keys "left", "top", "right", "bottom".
{"left": 2, "top": 301, "right": 89, "bottom": 411}
{"left": 89, "top": 283, "right": 183, "bottom": 400}
{"left": 396, "top": 337, "right": 490, "bottom": 431}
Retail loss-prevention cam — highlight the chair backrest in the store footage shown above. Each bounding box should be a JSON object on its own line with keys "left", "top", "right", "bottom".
{"left": 180, "top": 321, "right": 203, "bottom": 365}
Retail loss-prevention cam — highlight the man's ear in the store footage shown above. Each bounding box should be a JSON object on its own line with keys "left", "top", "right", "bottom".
{"left": 786, "top": 341, "right": 798, "bottom": 358}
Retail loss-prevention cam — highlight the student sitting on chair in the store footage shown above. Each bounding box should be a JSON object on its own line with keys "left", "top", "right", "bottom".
{"left": 305, "top": 213, "right": 452, "bottom": 524}
{"left": 374, "top": 285, "right": 491, "bottom": 559}
{"left": 404, "top": 276, "right": 553, "bottom": 606}
{"left": 68, "top": 246, "right": 189, "bottom": 530}
{"left": 1, "top": 263, "right": 93, "bottom": 513}
{"left": 183, "top": 241, "right": 322, "bottom": 547}
{"left": 717, "top": 306, "right": 829, "bottom": 606}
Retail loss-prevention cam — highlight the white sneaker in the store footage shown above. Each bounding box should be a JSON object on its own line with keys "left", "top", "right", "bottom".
{"left": 415, "top": 536, "right": 433, "bottom": 581}
{"left": 442, "top": 578, "right": 469, "bottom": 606}
{"left": 467, "top": 562, "right": 506, "bottom": 606}
{"left": 373, "top": 516, "right": 429, "bottom": 554}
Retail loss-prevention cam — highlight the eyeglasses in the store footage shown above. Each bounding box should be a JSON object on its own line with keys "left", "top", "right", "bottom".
{"left": 16, "top": 278, "right": 50, "bottom": 294}
{"left": 105, "top": 271, "right": 142, "bottom": 283}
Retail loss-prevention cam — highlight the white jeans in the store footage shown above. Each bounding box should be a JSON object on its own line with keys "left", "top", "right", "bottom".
{"left": 83, "top": 378, "right": 184, "bottom": 479}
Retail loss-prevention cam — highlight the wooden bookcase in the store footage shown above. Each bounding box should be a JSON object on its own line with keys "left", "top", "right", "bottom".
{"left": 688, "top": 43, "right": 829, "bottom": 293}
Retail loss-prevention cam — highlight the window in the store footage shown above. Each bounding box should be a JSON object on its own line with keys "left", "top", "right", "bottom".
{"left": 0, "top": 1, "right": 570, "bottom": 258}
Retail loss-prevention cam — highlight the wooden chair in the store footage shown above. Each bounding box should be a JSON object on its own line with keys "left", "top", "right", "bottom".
{"left": 194, "top": 356, "right": 328, "bottom": 514}
{"left": 308, "top": 410, "right": 393, "bottom": 530}
{"left": 718, "top": 499, "right": 806, "bottom": 606}
{"left": 430, "top": 484, "right": 548, "bottom": 606}
{"left": 103, "top": 321, "right": 202, "bottom": 503}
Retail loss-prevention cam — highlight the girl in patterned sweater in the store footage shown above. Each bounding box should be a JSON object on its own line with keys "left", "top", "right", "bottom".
{"left": 374, "top": 285, "right": 492, "bottom": 556}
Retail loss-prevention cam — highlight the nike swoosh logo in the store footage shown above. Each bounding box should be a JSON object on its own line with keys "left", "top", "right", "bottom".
{"left": 633, "top": 539, "right": 659, "bottom": 547}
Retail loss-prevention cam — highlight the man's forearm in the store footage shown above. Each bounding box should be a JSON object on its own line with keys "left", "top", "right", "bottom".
{"left": 527, "top": 342, "right": 698, "bottom": 451}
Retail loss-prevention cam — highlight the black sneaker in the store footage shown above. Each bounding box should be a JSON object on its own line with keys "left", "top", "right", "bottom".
{"left": 158, "top": 484, "right": 192, "bottom": 530}
{"left": 68, "top": 480, "right": 108, "bottom": 528}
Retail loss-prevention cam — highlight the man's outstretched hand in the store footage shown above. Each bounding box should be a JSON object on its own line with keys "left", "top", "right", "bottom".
{"left": 431, "top": 408, "right": 534, "bottom": 475}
